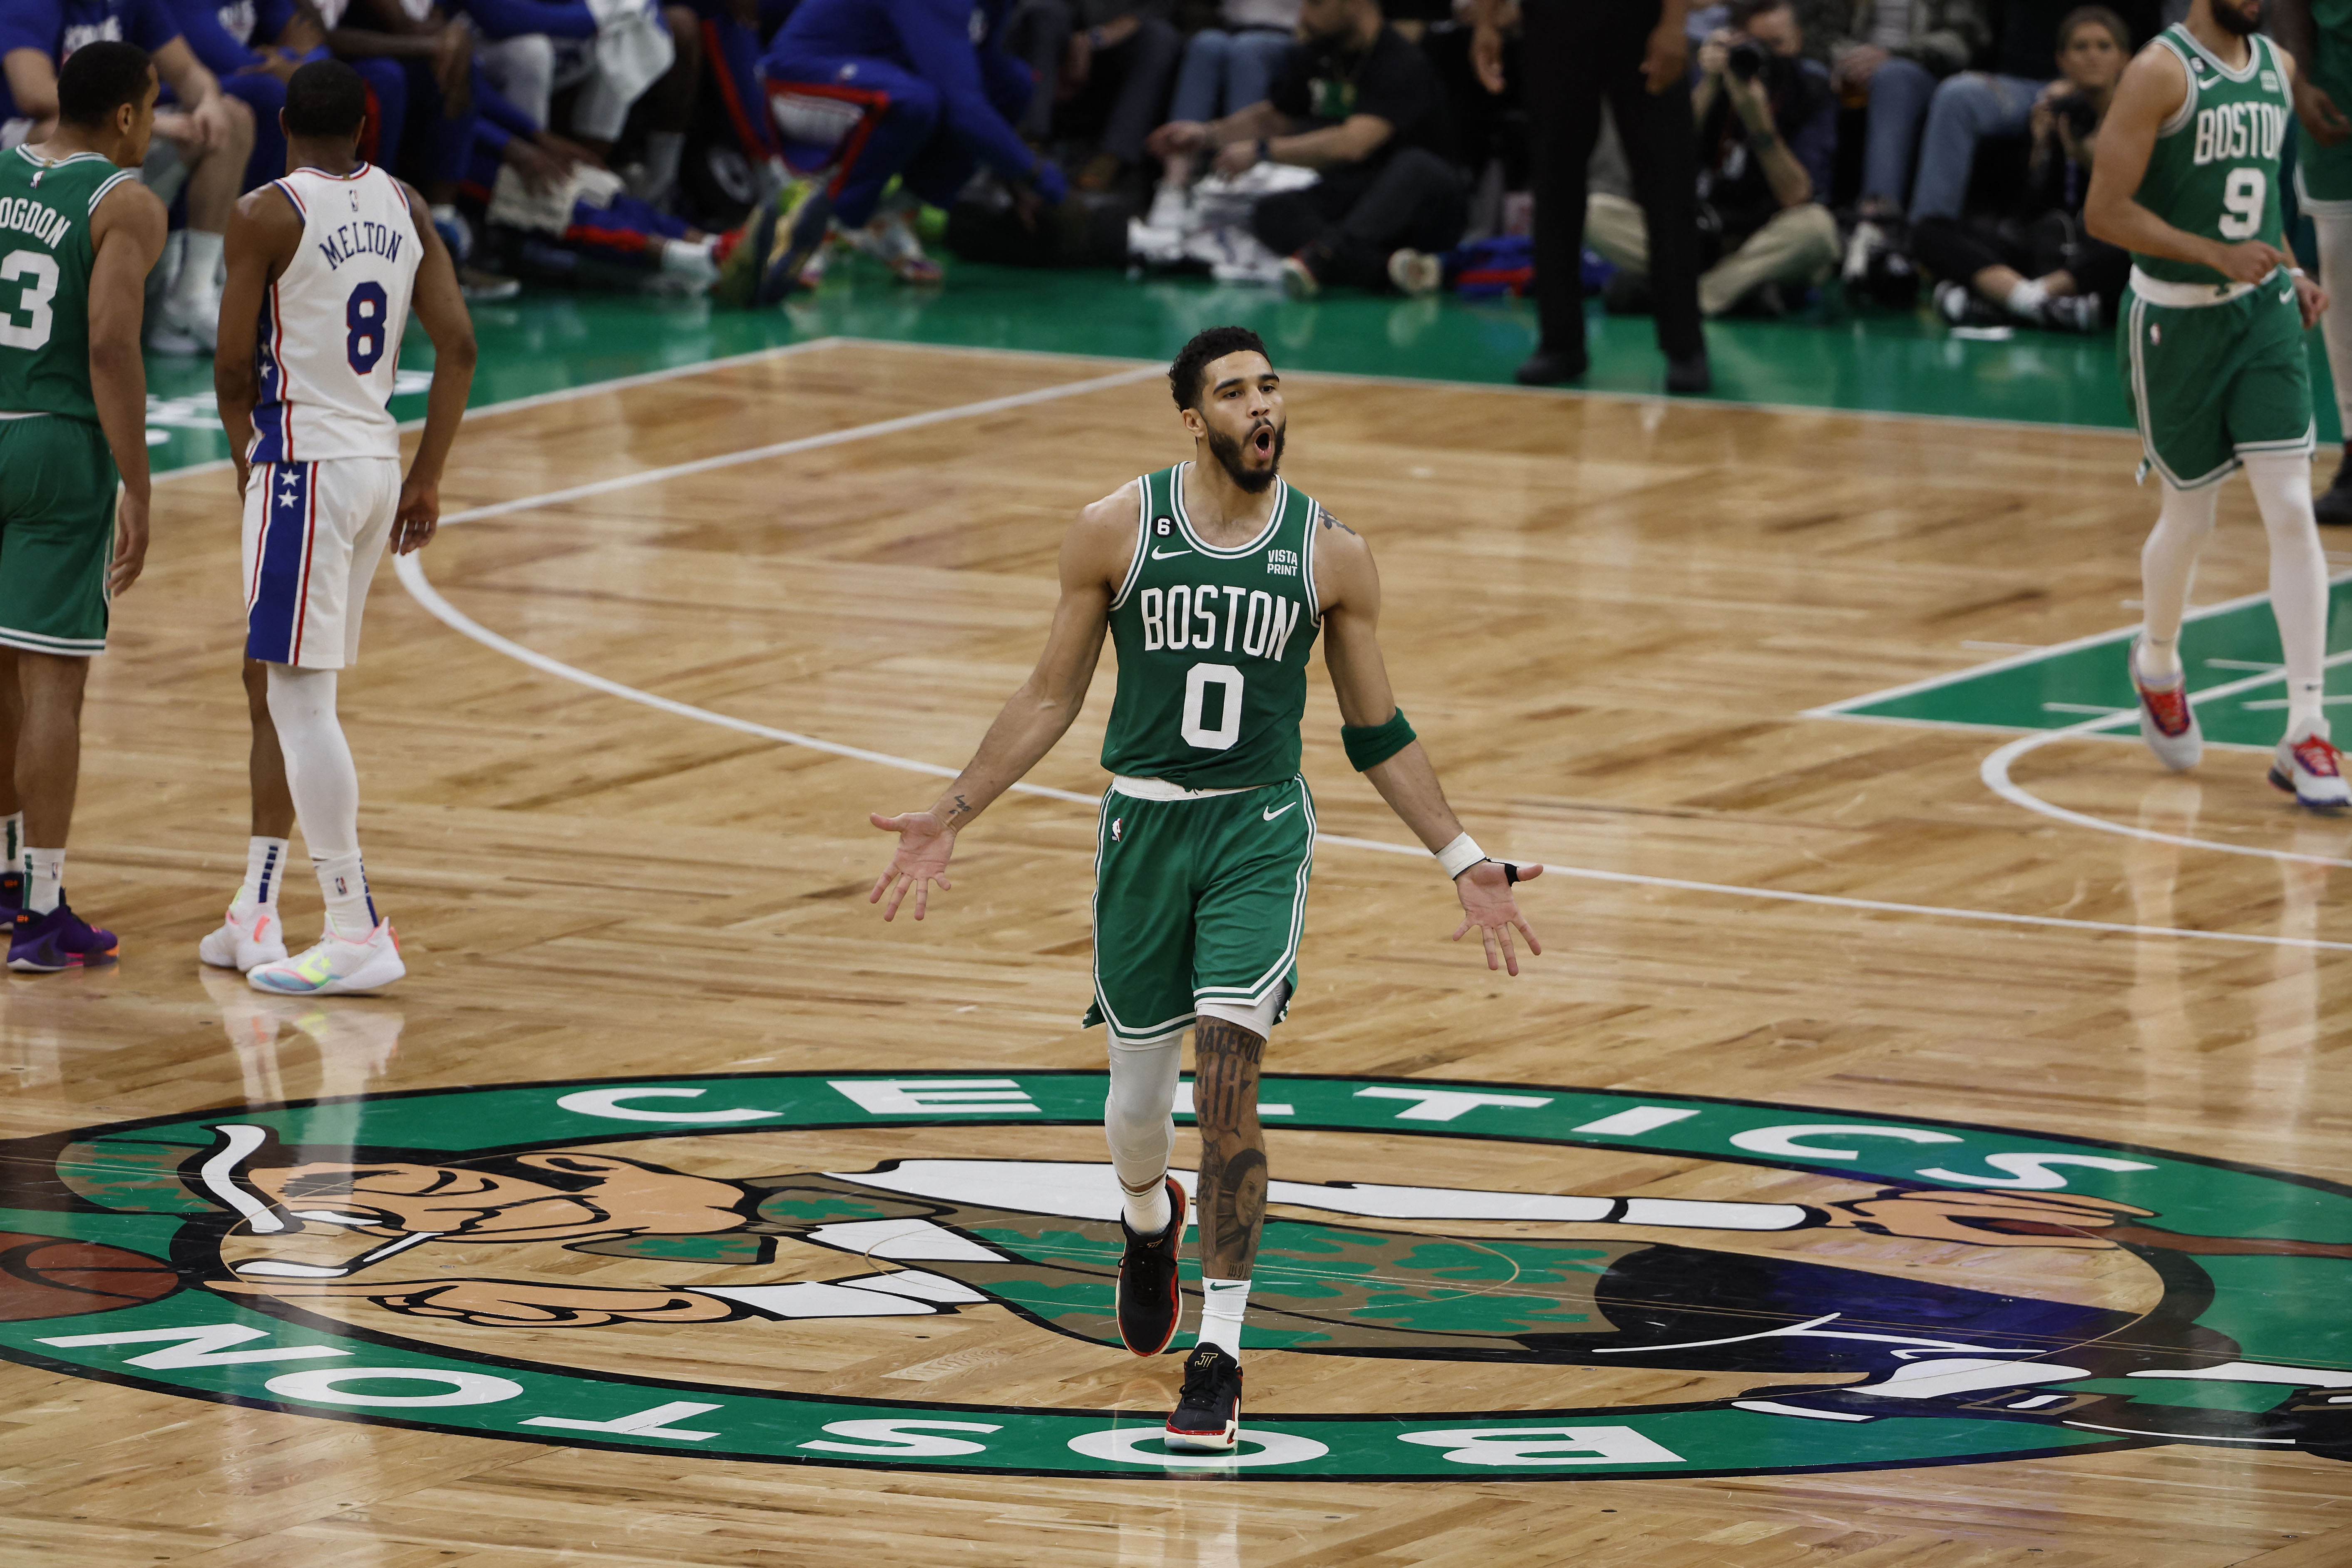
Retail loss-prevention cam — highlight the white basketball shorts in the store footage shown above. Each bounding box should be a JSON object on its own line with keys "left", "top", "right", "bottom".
{"left": 241, "top": 457, "right": 400, "bottom": 670}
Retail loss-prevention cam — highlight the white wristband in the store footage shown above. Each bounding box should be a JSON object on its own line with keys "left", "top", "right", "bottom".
{"left": 1436, "top": 832, "right": 1485, "bottom": 880}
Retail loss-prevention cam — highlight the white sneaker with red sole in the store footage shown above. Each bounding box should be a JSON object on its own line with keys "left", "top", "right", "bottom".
{"left": 2131, "top": 641, "right": 2202, "bottom": 773}
{"left": 2270, "top": 727, "right": 2351, "bottom": 810}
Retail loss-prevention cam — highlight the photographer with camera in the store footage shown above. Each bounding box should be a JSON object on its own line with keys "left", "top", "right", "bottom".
{"left": 1584, "top": 0, "right": 1838, "bottom": 317}
{"left": 1908, "top": 6, "right": 2129, "bottom": 332}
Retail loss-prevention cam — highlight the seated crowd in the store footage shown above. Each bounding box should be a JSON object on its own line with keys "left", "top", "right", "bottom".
{"left": 0, "top": 0, "right": 2166, "bottom": 353}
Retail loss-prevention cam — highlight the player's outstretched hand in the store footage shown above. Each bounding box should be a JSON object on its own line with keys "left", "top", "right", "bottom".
{"left": 869, "top": 809, "right": 957, "bottom": 921}
{"left": 2296, "top": 270, "right": 2331, "bottom": 330}
{"left": 1449, "top": 859, "right": 1543, "bottom": 975}
{"left": 394, "top": 474, "right": 440, "bottom": 555}
{"left": 108, "top": 489, "right": 149, "bottom": 596}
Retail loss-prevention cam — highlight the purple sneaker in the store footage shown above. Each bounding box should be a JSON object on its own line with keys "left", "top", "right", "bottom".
{"left": 9, "top": 898, "right": 119, "bottom": 972}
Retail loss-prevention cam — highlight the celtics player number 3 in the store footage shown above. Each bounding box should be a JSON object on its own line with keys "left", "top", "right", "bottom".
{"left": 1, "top": 251, "right": 60, "bottom": 349}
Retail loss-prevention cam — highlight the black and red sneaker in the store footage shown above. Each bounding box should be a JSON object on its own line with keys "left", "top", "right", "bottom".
{"left": 1115, "top": 1174, "right": 1186, "bottom": 1356}
{"left": 9, "top": 897, "right": 119, "bottom": 972}
{"left": 1164, "top": 1344, "right": 1242, "bottom": 1452}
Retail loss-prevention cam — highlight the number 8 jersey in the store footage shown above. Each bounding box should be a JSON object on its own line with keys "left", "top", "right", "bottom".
{"left": 2132, "top": 24, "right": 2294, "bottom": 288}
{"left": 250, "top": 162, "right": 418, "bottom": 462}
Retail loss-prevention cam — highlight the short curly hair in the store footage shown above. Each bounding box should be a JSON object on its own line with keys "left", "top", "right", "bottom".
{"left": 1168, "top": 326, "right": 1271, "bottom": 411}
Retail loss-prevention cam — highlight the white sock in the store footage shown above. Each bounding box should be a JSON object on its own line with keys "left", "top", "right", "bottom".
{"left": 1105, "top": 1027, "right": 1183, "bottom": 1228}
{"left": 659, "top": 236, "right": 718, "bottom": 282}
{"left": 2138, "top": 480, "right": 2220, "bottom": 680}
{"left": 2315, "top": 213, "right": 2352, "bottom": 437}
{"left": 235, "top": 835, "right": 290, "bottom": 912}
{"left": 2004, "top": 277, "right": 2050, "bottom": 319}
{"left": 173, "top": 229, "right": 224, "bottom": 303}
{"left": 25, "top": 847, "right": 62, "bottom": 914}
{"left": 1122, "top": 1174, "right": 1172, "bottom": 1236}
{"left": 2137, "top": 636, "right": 2183, "bottom": 682}
{"left": 643, "top": 130, "right": 684, "bottom": 199}
{"left": 2, "top": 811, "right": 22, "bottom": 874}
{"left": 1198, "top": 1277, "right": 1250, "bottom": 1358}
{"left": 2243, "top": 451, "right": 2332, "bottom": 740}
{"left": 266, "top": 665, "right": 378, "bottom": 937}
{"left": 313, "top": 848, "right": 377, "bottom": 938}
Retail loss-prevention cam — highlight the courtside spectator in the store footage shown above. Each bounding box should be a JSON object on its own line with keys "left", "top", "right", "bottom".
{"left": 743, "top": 0, "right": 1063, "bottom": 301}
{"left": 0, "top": 0, "right": 255, "bottom": 351}
{"left": 1820, "top": 0, "right": 1988, "bottom": 228}
{"left": 1907, "top": 0, "right": 2156, "bottom": 225}
{"left": 1149, "top": 0, "right": 1463, "bottom": 298}
{"left": 1006, "top": 0, "right": 1178, "bottom": 191}
{"left": 162, "top": 0, "right": 323, "bottom": 192}
{"left": 1910, "top": 4, "right": 2126, "bottom": 332}
{"left": 1590, "top": 0, "right": 1837, "bottom": 317}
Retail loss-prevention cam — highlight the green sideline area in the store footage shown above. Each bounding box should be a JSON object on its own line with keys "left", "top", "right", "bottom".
{"left": 1813, "top": 582, "right": 2352, "bottom": 748}
{"left": 139, "top": 256, "right": 2349, "bottom": 477}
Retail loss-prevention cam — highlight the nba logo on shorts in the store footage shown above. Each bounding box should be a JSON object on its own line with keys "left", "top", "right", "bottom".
{"left": 1111, "top": 818, "right": 1123, "bottom": 841}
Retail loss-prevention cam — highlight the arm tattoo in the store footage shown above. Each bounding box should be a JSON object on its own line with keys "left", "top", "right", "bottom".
{"left": 944, "top": 793, "right": 972, "bottom": 823}
{"left": 1193, "top": 1018, "right": 1269, "bottom": 1278}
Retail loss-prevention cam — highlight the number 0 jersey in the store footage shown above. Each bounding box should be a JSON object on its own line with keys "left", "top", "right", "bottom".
{"left": 251, "top": 162, "right": 418, "bottom": 463}
{"left": 2132, "top": 25, "right": 2293, "bottom": 288}
{"left": 0, "top": 146, "right": 137, "bottom": 425}
{"left": 1100, "top": 463, "right": 1325, "bottom": 790}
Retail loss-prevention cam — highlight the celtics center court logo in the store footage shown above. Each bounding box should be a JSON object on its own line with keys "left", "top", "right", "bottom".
{"left": 5, "top": 1072, "right": 2352, "bottom": 1480}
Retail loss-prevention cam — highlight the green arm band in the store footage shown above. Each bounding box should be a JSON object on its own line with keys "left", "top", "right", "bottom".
{"left": 1341, "top": 708, "right": 1418, "bottom": 772}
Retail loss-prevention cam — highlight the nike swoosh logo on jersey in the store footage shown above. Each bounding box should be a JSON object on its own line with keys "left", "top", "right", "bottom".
{"left": 1262, "top": 802, "right": 1296, "bottom": 822}
{"left": 1151, "top": 547, "right": 1192, "bottom": 559}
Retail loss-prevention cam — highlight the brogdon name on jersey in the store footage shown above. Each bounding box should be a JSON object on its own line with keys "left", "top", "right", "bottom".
{"left": 251, "top": 162, "right": 418, "bottom": 463}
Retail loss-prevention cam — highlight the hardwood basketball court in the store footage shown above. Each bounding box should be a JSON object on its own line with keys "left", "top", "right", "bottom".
{"left": 3, "top": 339, "right": 2349, "bottom": 1564}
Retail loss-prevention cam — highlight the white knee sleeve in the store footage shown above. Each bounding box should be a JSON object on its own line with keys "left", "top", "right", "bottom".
{"left": 2243, "top": 450, "right": 2331, "bottom": 734}
{"left": 1195, "top": 983, "right": 1287, "bottom": 1037}
{"left": 1105, "top": 1028, "right": 1182, "bottom": 1191}
{"left": 265, "top": 664, "right": 360, "bottom": 857}
{"left": 2139, "top": 479, "right": 2221, "bottom": 654}
{"left": 2314, "top": 213, "right": 2352, "bottom": 436}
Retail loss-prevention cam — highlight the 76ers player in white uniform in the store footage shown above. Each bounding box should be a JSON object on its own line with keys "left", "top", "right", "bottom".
{"left": 205, "top": 59, "right": 475, "bottom": 995}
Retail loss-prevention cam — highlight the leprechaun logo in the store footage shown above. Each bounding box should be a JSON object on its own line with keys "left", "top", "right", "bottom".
{"left": 5, "top": 1072, "right": 2352, "bottom": 1479}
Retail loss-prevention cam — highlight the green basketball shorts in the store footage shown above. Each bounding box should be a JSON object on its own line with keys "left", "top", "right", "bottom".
{"left": 0, "top": 413, "right": 119, "bottom": 656}
{"left": 1083, "top": 775, "right": 1315, "bottom": 1043}
{"left": 2122, "top": 273, "right": 2314, "bottom": 490}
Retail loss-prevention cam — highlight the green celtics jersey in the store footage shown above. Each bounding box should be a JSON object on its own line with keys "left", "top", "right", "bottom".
{"left": 2133, "top": 25, "right": 2293, "bottom": 286}
{"left": 1099, "top": 463, "right": 1324, "bottom": 790}
{"left": 0, "top": 148, "right": 136, "bottom": 424}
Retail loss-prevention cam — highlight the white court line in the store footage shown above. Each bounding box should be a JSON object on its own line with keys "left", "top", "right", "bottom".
{"left": 1980, "top": 653, "right": 2352, "bottom": 869}
{"left": 1803, "top": 576, "right": 2347, "bottom": 720}
{"left": 393, "top": 368, "right": 2352, "bottom": 954}
{"left": 154, "top": 336, "right": 857, "bottom": 484}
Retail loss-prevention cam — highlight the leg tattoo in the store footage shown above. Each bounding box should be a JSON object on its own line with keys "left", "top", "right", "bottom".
{"left": 1192, "top": 1017, "right": 1268, "bottom": 1279}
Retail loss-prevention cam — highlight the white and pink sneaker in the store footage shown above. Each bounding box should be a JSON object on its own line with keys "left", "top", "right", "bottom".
{"left": 199, "top": 902, "right": 290, "bottom": 973}
{"left": 247, "top": 921, "right": 405, "bottom": 996}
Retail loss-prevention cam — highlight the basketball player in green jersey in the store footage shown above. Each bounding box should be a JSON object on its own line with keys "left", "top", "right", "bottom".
{"left": 0, "top": 42, "right": 166, "bottom": 971}
{"left": 867, "top": 325, "right": 1543, "bottom": 1452}
{"left": 2088, "top": 0, "right": 2346, "bottom": 808}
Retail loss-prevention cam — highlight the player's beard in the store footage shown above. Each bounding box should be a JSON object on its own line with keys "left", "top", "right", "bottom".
{"left": 1207, "top": 419, "right": 1285, "bottom": 494}
{"left": 2214, "top": 0, "right": 2261, "bottom": 36}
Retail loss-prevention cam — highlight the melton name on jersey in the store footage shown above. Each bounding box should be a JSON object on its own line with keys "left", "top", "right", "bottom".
{"left": 251, "top": 160, "right": 419, "bottom": 463}
{"left": 1101, "top": 463, "right": 1325, "bottom": 791}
